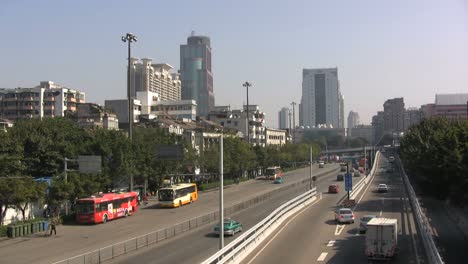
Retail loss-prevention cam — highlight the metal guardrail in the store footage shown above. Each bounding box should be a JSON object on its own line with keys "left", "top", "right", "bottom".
{"left": 201, "top": 188, "right": 318, "bottom": 264}
{"left": 52, "top": 166, "right": 338, "bottom": 264}
{"left": 397, "top": 157, "right": 444, "bottom": 264}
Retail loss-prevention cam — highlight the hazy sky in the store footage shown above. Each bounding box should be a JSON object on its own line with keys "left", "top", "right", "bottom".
{"left": 1, "top": 0, "right": 467, "bottom": 127}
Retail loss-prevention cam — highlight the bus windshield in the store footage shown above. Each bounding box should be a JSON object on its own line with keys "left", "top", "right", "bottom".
{"left": 159, "top": 189, "right": 175, "bottom": 201}
{"left": 75, "top": 202, "right": 94, "bottom": 214}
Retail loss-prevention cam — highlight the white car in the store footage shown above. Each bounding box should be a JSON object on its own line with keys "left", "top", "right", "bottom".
{"left": 334, "top": 208, "right": 355, "bottom": 224}
{"left": 377, "top": 184, "right": 388, "bottom": 193}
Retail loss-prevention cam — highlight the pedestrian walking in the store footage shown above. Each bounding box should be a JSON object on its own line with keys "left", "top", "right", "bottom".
{"left": 49, "top": 216, "right": 57, "bottom": 236}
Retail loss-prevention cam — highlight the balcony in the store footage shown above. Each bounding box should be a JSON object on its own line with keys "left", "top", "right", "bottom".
{"left": 21, "top": 105, "right": 34, "bottom": 110}
{"left": 4, "top": 97, "right": 18, "bottom": 102}
{"left": 67, "top": 97, "right": 76, "bottom": 102}
{"left": 21, "top": 96, "right": 34, "bottom": 101}
{"left": 6, "top": 104, "right": 18, "bottom": 110}
{"left": 44, "top": 105, "right": 55, "bottom": 110}
{"left": 44, "top": 96, "right": 56, "bottom": 101}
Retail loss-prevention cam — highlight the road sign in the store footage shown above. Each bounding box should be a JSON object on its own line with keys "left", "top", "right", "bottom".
{"left": 345, "top": 173, "right": 353, "bottom": 191}
{"left": 156, "top": 144, "right": 184, "bottom": 160}
{"left": 78, "top": 155, "right": 102, "bottom": 173}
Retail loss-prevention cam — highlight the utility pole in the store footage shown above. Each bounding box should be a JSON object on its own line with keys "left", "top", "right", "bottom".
{"left": 291, "top": 102, "right": 296, "bottom": 143}
{"left": 219, "top": 135, "right": 224, "bottom": 249}
{"left": 309, "top": 145, "right": 313, "bottom": 190}
{"left": 243, "top": 82, "right": 252, "bottom": 145}
{"left": 346, "top": 162, "right": 350, "bottom": 200}
{"left": 364, "top": 146, "right": 367, "bottom": 174}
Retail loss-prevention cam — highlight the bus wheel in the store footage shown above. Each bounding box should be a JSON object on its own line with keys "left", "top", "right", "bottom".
{"left": 179, "top": 200, "right": 182, "bottom": 207}
{"left": 103, "top": 215, "right": 108, "bottom": 223}
{"left": 125, "top": 210, "right": 129, "bottom": 217}
{"left": 190, "top": 197, "right": 193, "bottom": 204}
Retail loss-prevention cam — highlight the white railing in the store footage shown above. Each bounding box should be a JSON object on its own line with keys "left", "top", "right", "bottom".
{"left": 201, "top": 188, "right": 318, "bottom": 264}
{"left": 349, "top": 151, "right": 381, "bottom": 200}
{"left": 397, "top": 156, "right": 444, "bottom": 264}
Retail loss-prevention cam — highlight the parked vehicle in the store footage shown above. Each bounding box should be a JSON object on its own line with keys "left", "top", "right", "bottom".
{"left": 214, "top": 219, "right": 243, "bottom": 236}
{"left": 337, "top": 174, "right": 344, "bottom": 181}
{"left": 359, "top": 215, "right": 376, "bottom": 233}
{"left": 377, "top": 184, "right": 388, "bottom": 193}
{"left": 365, "top": 218, "right": 398, "bottom": 261}
{"left": 334, "top": 208, "right": 355, "bottom": 224}
{"left": 354, "top": 172, "right": 361, "bottom": 177}
{"left": 328, "top": 184, "right": 339, "bottom": 193}
{"left": 388, "top": 156, "right": 395, "bottom": 162}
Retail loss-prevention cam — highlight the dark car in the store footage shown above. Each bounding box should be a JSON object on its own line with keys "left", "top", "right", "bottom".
{"left": 337, "top": 174, "right": 344, "bottom": 181}
{"left": 328, "top": 184, "right": 339, "bottom": 193}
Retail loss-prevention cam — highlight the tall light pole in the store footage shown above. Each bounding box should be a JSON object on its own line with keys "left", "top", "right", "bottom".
{"left": 309, "top": 145, "right": 313, "bottom": 190}
{"left": 219, "top": 134, "right": 224, "bottom": 249}
{"left": 122, "top": 32, "right": 137, "bottom": 191}
{"left": 291, "top": 102, "right": 296, "bottom": 143}
{"left": 243, "top": 82, "right": 252, "bottom": 144}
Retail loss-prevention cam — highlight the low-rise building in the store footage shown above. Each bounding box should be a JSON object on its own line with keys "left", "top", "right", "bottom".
{"left": 348, "top": 124, "right": 373, "bottom": 143}
{"left": 104, "top": 99, "right": 142, "bottom": 130}
{"left": 294, "top": 125, "right": 346, "bottom": 143}
{"left": 0, "top": 118, "right": 14, "bottom": 132}
{"left": 0, "top": 81, "right": 85, "bottom": 120}
{"left": 74, "top": 103, "right": 119, "bottom": 130}
{"left": 208, "top": 105, "right": 266, "bottom": 146}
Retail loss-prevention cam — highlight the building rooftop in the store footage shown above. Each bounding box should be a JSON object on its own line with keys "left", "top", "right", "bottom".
{"left": 435, "top": 94, "right": 468, "bottom": 105}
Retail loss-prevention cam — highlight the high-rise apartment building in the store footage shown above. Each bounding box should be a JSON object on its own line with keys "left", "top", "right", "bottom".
{"left": 347, "top": 110, "right": 360, "bottom": 128}
{"left": 404, "top": 107, "right": 422, "bottom": 130}
{"left": 300, "top": 68, "right": 343, "bottom": 128}
{"left": 421, "top": 94, "right": 468, "bottom": 120}
{"left": 372, "top": 111, "right": 385, "bottom": 144}
{"left": 383, "top": 98, "right": 405, "bottom": 133}
{"left": 0, "top": 81, "right": 85, "bottom": 120}
{"left": 130, "top": 58, "right": 181, "bottom": 101}
{"left": 180, "top": 34, "right": 214, "bottom": 117}
{"left": 278, "top": 107, "right": 290, "bottom": 129}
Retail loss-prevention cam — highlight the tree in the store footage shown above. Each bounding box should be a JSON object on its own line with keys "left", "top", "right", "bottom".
{"left": 12, "top": 179, "right": 47, "bottom": 221}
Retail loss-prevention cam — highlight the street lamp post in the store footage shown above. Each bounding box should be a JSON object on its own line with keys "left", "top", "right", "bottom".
{"left": 122, "top": 32, "right": 137, "bottom": 191}
{"left": 243, "top": 82, "right": 252, "bottom": 144}
{"left": 291, "top": 102, "right": 296, "bottom": 143}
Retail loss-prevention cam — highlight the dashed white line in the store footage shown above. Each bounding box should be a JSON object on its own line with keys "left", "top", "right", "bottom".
{"left": 317, "top": 252, "right": 328, "bottom": 261}
{"left": 327, "top": 240, "right": 336, "bottom": 247}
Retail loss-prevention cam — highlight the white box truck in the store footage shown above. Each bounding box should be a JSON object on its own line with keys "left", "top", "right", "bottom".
{"left": 365, "top": 218, "right": 398, "bottom": 261}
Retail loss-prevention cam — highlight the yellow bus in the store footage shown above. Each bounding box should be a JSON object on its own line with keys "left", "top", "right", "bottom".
{"left": 158, "top": 183, "right": 198, "bottom": 208}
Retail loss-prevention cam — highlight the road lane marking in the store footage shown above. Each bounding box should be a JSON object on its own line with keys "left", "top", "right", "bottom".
{"left": 245, "top": 196, "right": 322, "bottom": 264}
{"left": 326, "top": 240, "right": 335, "bottom": 247}
{"left": 379, "top": 210, "right": 382, "bottom": 216}
{"left": 334, "top": 224, "right": 345, "bottom": 236}
{"left": 317, "top": 252, "right": 328, "bottom": 261}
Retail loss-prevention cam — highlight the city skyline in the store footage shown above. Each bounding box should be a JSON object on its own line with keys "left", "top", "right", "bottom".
{"left": 1, "top": 0, "right": 467, "bottom": 126}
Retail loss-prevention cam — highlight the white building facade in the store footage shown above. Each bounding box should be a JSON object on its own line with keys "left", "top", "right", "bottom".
{"left": 0, "top": 81, "right": 85, "bottom": 120}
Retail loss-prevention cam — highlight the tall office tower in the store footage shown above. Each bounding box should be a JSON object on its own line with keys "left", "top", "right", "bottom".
{"left": 372, "top": 111, "right": 385, "bottom": 144}
{"left": 130, "top": 58, "right": 181, "bottom": 101}
{"left": 300, "top": 67, "right": 343, "bottom": 128}
{"left": 180, "top": 34, "right": 214, "bottom": 117}
{"left": 347, "top": 110, "right": 360, "bottom": 128}
{"left": 278, "top": 107, "right": 290, "bottom": 129}
{"left": 383, "top": 97, "right": 405, "bottom": 133}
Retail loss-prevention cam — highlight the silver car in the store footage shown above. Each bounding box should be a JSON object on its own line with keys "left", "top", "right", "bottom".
{"left": 359, "top": 215, "right": 376, "bottom": 233}
{"left": 334, "top": 208, "right": 355, "bottom": 224}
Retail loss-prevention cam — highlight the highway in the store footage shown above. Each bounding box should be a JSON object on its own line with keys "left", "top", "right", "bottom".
{"left": 107, "top": 166, "right": 344, "bottom": 264}
{"left": 0, "top": 164, "right": 338, "bottom": 264}
{"left": 242, "top": 154, "right": 425, "bottom": 264}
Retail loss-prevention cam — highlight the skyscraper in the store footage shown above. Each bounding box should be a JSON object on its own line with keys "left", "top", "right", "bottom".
{"left": 180, "top": 34, "right": 214, "bottom": 117}
{"left": 347, "top": 110, "right": 360, "bottom": 128}
{"left": 383, "top": 98, "right": 405, "bottom": 133}
{"left": 300, "top": 68, "right": 343, "bottom": 128}
{"left": 278, "top": 107, "right": 290, "bottom": 129}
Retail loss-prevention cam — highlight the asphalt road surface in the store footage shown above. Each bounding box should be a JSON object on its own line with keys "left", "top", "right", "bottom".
{"left": 242, "top": 155, "right": 425, "bottom": 264}
{"left": 107, "top": 167, "right": 344, "bottom": 264}
{"left": 0, "top": 164, "right": 338, "bottom": 264}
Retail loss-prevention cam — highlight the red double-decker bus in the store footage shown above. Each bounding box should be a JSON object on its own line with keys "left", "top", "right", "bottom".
{"left": 75, "top": 192, "right": 138, "bottom": 224}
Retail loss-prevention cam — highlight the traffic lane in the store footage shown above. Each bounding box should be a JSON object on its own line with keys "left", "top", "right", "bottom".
{"left": 241, "top": 178, "right": 349, "bottom": 264}
{"left": 2, "top": 165, "right": 335, "bottom": 264}
{"left": 325, "top": 161, "right": 422, "bottom": 264}
{"left": 109, "top": 168, "right": 345, "bottom": 264}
